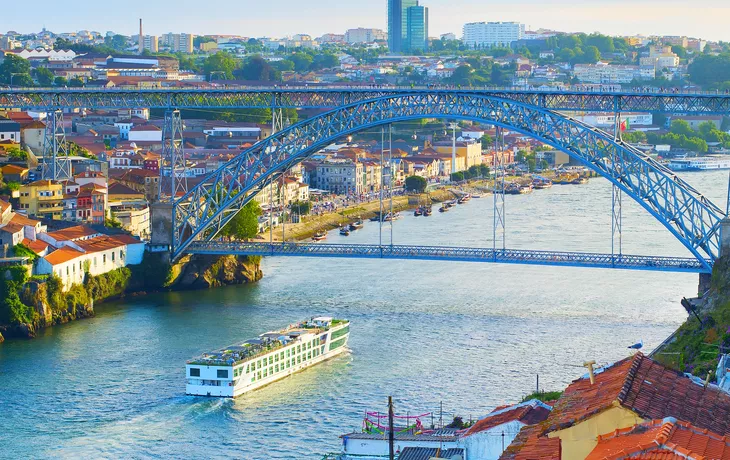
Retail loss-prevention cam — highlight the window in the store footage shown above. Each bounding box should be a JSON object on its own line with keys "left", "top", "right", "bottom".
{"left": 286, "top": 361, "right": 290, "bottom": 369}
{"left": 269, "top": 356, "right": 273, "bottom": 365}
{"left": 280, "top": 352, "right": 284, "bottom": 360}
{"left": 103, "top": 254, "right": 106, "bottom": 263}
{"left": 245, "top": 365, "right": 249, "bottom": 374}
{"left": 189, "top": 368, "right": 200, "bottom": 377}
{"left": 274, "top": 354, "right": 278, "bottom": 362}
{"left": 297, "top": 345, "right": 301, "bottom": 353}
{"left": 286, "top": 349, "right": 290, "bottom": 358}
{"left": 112, "top": 252, "right": 115, "bottom": 262}
{"left": 297, "top": 356, "right": 301, "bottom": 364}
{"left": 275, "top": 364, "right": 279, "bottom": 372}
{"left": 217, "top": 369, "right": 228, "bottom": 379}
{"left": 263, "top": 368, "right": 268, "bottom": 377}
{"left": 308, "top": 351, "right": 312, "bottom": 360}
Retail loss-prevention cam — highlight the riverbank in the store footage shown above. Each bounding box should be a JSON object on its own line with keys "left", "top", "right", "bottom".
{"left": 0, "top": 253, "right": 262, "bottom": 341}
{"left": 259, "top": 188, "right": 455, "bottom": 242}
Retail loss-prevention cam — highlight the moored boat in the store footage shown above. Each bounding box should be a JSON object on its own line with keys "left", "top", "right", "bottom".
{"left": 414, "top": 208, "right": 423, "bottom": 217}
{"left": 571, "top": 176, "right": 589, "bottom": 185}
{"left": 339, "top": 226, "right": 351, "bottom": 236}
{"left": 185, "top": 317, "right": 350, "bottom": 398}
{"left": 312, "top": 230, "right": 326, "bottom": 241}
{"left": 349, "top": 219, "right": 364, "bottom": 230}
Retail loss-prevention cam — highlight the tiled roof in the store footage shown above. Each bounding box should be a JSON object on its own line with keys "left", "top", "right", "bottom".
{"left": 587, "top": 418, "right": 730, "bottom": 460}
{"left": 44, "top": 246, "right": 84, "bottom": 265}
{"left": 0, "top": 199, "right": 10, "bottom": 212}
{"left": 465, "top": 400, "right": 551, "bottom": 436}
{"left": 108, "top": 182, "right": 144, "bottom": 196}
{"left": 10, "top": 213, "right": 41, "bottom": 227}
{"left": 110, "top": 234, "right": 143, "bottom": 245}
{"left": 75, "top": 235, "right": 126, "bottom": 253}
{"left": 500, "top": 424, "right": 561, "bottom": 460}
{"left": 1, "top": 164, "right": 28, "bottom": 174}
{"left": 398, "top": 447, "right": 465, "bottom": 460}
{"left": 45, "top": 225, "right": 99, "bottom": 242}
{"left": 0, "top": 222, "right": 24, "bottom": 234}
{"left": 21, "top": 238, "right": 50, "bottom": 254}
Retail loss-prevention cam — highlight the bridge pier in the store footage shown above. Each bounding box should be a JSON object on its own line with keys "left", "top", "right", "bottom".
{"left": 700, "top": 217, "right": 730, "bottom": 296}
{"left": 150, "top": 202, "right": 174, "bottom": 263}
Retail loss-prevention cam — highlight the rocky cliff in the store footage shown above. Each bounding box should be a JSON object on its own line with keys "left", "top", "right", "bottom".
{"left": 169, "top": 254, "right": 263, "bottom": 290}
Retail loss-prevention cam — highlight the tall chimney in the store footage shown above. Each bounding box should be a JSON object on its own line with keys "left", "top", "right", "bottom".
{"left": 138, "top": 19, "right": 143, "bottom": 54}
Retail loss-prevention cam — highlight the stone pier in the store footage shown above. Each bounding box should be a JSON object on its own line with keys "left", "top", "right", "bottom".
{"left": 701, "top": 217, "right": 730, "bottom": 295}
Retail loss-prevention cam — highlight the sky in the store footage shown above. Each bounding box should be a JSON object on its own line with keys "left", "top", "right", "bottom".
{"left": 4, "top": 0, "right": 730, "bottom": 42}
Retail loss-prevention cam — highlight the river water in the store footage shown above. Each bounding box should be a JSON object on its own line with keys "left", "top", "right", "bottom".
{"left": 1, "top": 171, "right": 728, "bottom": 459}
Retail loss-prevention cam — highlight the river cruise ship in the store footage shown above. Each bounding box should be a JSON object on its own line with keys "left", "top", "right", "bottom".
{"left": 186, "top": 317, "right": 350, "bottom": 397}
{"left": 667, "top": 156, "right": 730, "bottom": 171}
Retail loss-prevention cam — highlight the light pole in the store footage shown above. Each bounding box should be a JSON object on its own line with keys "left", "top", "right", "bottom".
{"left": 449, "top": 122, "right": 459, "bottom": 177}
{"left": 9, "top": 73, "right": 24, "bottom": 88}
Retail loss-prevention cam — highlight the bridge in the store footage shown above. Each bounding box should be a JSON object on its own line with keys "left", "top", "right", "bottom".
{"left": 2, "top": 87, "right": 730, "bottom": 113}
{"left": 2, "top": 87, "right": 728, "bottom": 276}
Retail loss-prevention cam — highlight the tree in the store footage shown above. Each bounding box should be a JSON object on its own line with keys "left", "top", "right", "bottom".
{"left": 0, "top": 54, "right": 32, "bottom": 85}
{"left": 290, "top": 53, "right": 314, "bottom": 72}
{"left": 6, "top": 146, "right": 27, "bottom": 161}
{"left": 311, "top": 53, "right": 339, "bottom": 70}
{"left": 450, "top": 65, "right": 474, "bottom": 86}
{"left": 272, "top": 59, "right": 295, "bottom": 72}
{"left": 203, "top": 51, "right": 237, "bottom": 80}
{"left": 480, "top": 134, "right": 493, "bottom": 150}
{"left": 450, "top": 172, "right": 465, "bottom": 182}
{"left": 54, "top": 76, "right": 68, "bottom": 87}
{"left": 467, "top": 164, "right": 482, "bottom": 178}
{"left": 290, "top": 200, "right": 312, "bottom": 215}
{"left": 527, "top": 158, "right": 537, "bottom": 172}
{"left": 239, "top": 55, "right": 280, "bottom": 81}
{"left": 35, "top": 67, "right": 54, "bottom": 86}
{"left": 104, "top": 34, "right": 128, "bottom": 51}
{"left": 688, "top": 54, "right": 730, "bottom": 87}
{"left": 670, "top": 119, "right": 696, "bottom": 137}
{"left": 479, "top": 164, "right": 490, "bottom": 177}
{"left": 404, "top": 175, "right": 427, "bottom": 193}
{"left": 68, "top": 77, "right": 85, "bottom": 87}
{"left": 222, "top": 201, "right": 262, "bottom": 240}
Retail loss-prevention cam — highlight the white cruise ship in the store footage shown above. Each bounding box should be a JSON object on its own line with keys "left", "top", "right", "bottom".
{"left": 667, "top": 156, "right": 730, "bottom": 171}
{"left": 186, "top": 317, "right": 350, "bottom": 397}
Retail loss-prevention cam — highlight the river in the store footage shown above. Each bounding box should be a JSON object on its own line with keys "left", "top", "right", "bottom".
{"left": 1, "top": 170, "right": 727, "bottom": 459}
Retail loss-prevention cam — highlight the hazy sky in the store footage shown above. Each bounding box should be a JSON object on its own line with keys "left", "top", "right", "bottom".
{"left": 5, "top": 0, "right": 730, "bottom": 42}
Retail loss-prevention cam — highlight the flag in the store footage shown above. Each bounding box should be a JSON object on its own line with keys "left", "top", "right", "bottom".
{"left": 620, "top": 120, "right": 629, "bottom": 132}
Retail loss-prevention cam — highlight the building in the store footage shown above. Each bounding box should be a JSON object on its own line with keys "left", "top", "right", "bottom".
{"left": 0, "top": 116, "right": 21, "bottom": 142}
{"left": 161, "top": 33, "right": 195, "bottom": 53}
{"left": 573, "top": 62, "right": 655, "bottom": 84}
{"left": 406, "top": 3, "right": 429, "bottom": 53}
{"left": 19, "top": 180, "right": 64, "bottom": 220}
{"left": 462, "top": 22, "right": 525, "bottom": 48}
{"left": 312, "top": 159, "right": 364, "bottom": 195}
{"left": 639, "top": 45, "right": 680, "bottom": 70}
{"left": 388, "top": 0, "right": 418, "bottom": 53}
{"left": 432, "top": 139, "right": 482, "bottom": 170}
{"left": 502, "top": 352, "right": 730, "bottom": 460}
{"left": 20, "top": 120, "right": 45, "bottom": 153}
{"left": 345, "top": 28, "right": 387, "bottom": 44}
{"left": 440, "top": 33, "right": 456, "bottom": 41}
{"left": 1, "top": 164, "right": 29, "bottom": 183}
{"left": 36, "top": 226, "right": 145, "bottom": 290}
{"left": 108, "top": 182, "right": 150, "bottom": 238}
{"left": 141, "top": 35, "right": 158, "bottom": 53}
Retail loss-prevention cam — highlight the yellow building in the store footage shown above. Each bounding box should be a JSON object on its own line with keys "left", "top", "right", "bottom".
{"left": 431, "top": 139, "right": 483, "bottom": 171}
{"left": 19, "top": 180, "right": 64, "bottom": 220}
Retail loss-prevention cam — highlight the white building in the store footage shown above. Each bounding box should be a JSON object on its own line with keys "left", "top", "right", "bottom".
{"left": 462, "top": 22, "right": 525, "bottom": 48}
{"left": 128, "top": 124, "right": 163, "bottom": 142}
{"left": 573, "top": 62, "right": 655, "bottom": 84}
{"left": 345, "top": 28, "right": 387, "bottom": 44}
{"left": 161, "top": 33, "right": 195, "bottom": 53}
{"left": 565, "top": 112, "right": 653, "bottom": 129}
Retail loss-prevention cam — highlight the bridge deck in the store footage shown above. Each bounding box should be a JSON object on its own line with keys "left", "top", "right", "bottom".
{"left": 186, "top": 242, "right": 710, "bottom": 273}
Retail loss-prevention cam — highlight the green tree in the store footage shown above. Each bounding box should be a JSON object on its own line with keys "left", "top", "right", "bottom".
{"left": 671, "top": 45, "right": 687, "bottom": 59}
{"left": 688, "top": 54, "right": 730, "bottom": 86}
{"left": 290, "top": 53, "right": 314, "bottom": 72}
{"left": 450, "top": 172, "right": 465, "bottom": 182}
{"left": 239, "top": 55, "right": 281, "bottom": 81}
{"left": 68, "top": 77, "right": 85, "bottom": 87}
{"left": 480, "top": 134, "right": 493, "bottom": 150}
{"left": 273, "top": 59, "right": 295, "bottom": 72}
{"left": 35, "top": 67, "right": 54, "bottom": 86}
{"left": 54, "top": 76, "right": 68, "bottom": 86}
{"left": 527, "top": 158, "right": 537, "bottom": 172}
{"left": 290, "top": 200, "right": 312, "bottom": 215}
{"left": 203, "top": 51, "right": 238, "bottom": 80}
{"left": 311, "top": 53, "right": 339, "bottom": 70}
{"left": 450, "top": 65, "right": 474, "bottom": 86}
{"left": 104, "top": 34, "right": 128, "bottom": 50}
{"left": 585, "top": 34, "right": 615, "bottom": 54}
{"left": 222, "top": 201, "right": 262, "bottom": 240}
{"left": 6, "top": 146, "right": 27, "bottom": 161}
{"left": 0, "top": 54, "right": 32, "bottom": 85}
{"left": 670, "top": 119, "right": 696, "bottom": 137}
{"left": 479, "top": 164, "right": 490, "bottom": 177}
{"left": 404, "top": 175, "right": 427, "bottom": 192}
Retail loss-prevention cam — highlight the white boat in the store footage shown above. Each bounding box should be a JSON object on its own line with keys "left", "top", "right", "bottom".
{"left": 667, "top": 157, "right": 730, "bottom": 171}
{"left": 186, "top": 317, "right": 350, "bottom": 397}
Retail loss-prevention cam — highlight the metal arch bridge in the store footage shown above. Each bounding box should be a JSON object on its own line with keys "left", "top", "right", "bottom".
{"left": 170, "top": 92, "right": 727, "bottom": 273}
{"left": 2, "top": 87, "right": 730, "bottom": 113}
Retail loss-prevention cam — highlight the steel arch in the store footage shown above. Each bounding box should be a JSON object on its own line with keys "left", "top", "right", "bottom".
{"left": 172, "top": 93, "right": 726, "bottom": 268}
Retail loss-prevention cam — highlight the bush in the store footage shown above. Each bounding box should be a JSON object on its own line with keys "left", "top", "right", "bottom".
{"left": 290, "top": 200, "right": 312, "bottom": 215}
{"left": 14, "top": 243, "right": 38, "bottom": 261}
{"left": 85, "top": 267, "right": 131, "bottom": 302}
{"left": 129, "top": 253, "right": 173, "bottom": 290}
{"left": 450, "top": 172, "right": 465, "bottom": 182}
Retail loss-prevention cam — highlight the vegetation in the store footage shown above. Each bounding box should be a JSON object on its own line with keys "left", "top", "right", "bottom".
{"left": 521, "top": 390, "right": 563, "bottom": 403}
{"left": 644, "top": 119, "right": 730, "bottom": 153}
{"left": 0, "top": 265, "right": 34, "bottom": 325}
{"left": 290, "top": 200, "right": 312, "bottom": 215}
{"left": 688, "top": 53, "right": 730, "bottom": 89}
{"left": 221, "top": 200, "right": 262, "bottom": 240}
{"left": 128, "top": 253, "right": 174, "bottom": 291}
{"left": 405, "top": 175, "right": 428, "bottom": 193}
{"left": 85, "top": 268, "right": 132, "bottom": 302}
{"left": 13, "top": 243, "right": 38, "bottom": 261}
{"left": 0, "top": 54, "right": 33, "bottom": 86}
{"left": 445, "top": 416, "right": 474, "bottom": 429}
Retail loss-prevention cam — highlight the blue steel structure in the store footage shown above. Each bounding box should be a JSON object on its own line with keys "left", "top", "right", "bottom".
{"left": 2, "top": 87, "right": 730, "bottom": 113}
{"left": 186, "top": 242, "right": 710, "bottom": 274}
{"left": 171, "top": 93, "right": 726, "bottom": 271}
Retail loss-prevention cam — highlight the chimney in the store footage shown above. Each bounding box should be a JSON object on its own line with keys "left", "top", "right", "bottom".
{"left": 138, "top": 19, "right": 143, "bottom": 54}
{"left": 583, "top": 360, "right": 597, "bottom": 385}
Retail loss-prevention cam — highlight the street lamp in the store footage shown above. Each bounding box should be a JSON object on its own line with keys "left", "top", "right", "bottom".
{"left": 9, "top": 73, "right": 24, "bottom": 88}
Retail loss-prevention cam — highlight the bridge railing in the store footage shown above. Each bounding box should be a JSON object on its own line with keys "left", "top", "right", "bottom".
{"left": 186, "top": 241, "right": 710, "bottom": 273}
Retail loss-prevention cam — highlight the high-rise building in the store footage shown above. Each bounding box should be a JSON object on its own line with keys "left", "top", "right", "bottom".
{"left": 161, "top": 33, "right": 195, "bottom": 53}
{"left": 142, "top": 35, "right": 158, "bottom": 53}
{"left": 345, "top": 28, "right": 387, "bottom": 44}
{"left": 388, "top": 0, "right": 417, "bottom": 53}
{"left": 406, "top": 3, "right": 429, "bottom": 52}
{"left": 462, "top": 22, "right": 525, "bottom": 48}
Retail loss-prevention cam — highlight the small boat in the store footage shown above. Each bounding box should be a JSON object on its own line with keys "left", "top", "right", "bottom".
{"left": 571, "top": 176, "right": 589, "bottom": 185}
{"left": 472, "top": 194, "right": 482, "bottom": 199}
{"left": 457, "top": 194, "right": 471, "bottom": 204}
{"left": 339, "top": 226, "right": 351, "bottom": 236}
{"left": 532, "top": 178, "right": 553, "bottom": 189}
{"left": 423, "top": 207, "right": 432, "bottom": 216}
{"left": 349, "top": 219, "right": 364, "bottom": 231}
{"left": 439, "top": 205, "right": 449, "bottom": 213}
{"left": 414, "top": 208, "right": 423, "bottom": 217}
{"left": 518, "top": 184, "right": 533, "bottom": 194}
{"left": 312, "top": 230, "right": 326, "bottom": 241}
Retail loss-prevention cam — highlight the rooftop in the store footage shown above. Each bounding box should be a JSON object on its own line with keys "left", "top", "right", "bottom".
{"left": 465, "top": 400, "right": 552, "bottom": 436}
{"left": 45, "top": 225, "right": 99, "bottom": 242}
{"left": 43, "top": 246, "right": 84, "bottom": 265}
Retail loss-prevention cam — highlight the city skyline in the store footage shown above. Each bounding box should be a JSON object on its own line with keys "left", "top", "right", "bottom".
{"left": 3, "top": 0, "right": 730, "bottom": 42}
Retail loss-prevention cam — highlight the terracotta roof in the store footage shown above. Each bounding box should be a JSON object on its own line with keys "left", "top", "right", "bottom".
{"left": 546, "top": 353, "right": 730, "bottom": 437}
{"left": 108, "top": 182, "right": 144, "bottom": 197}
{"left": 45, "top": 225, "right": 99, "bottom": 242}
{"left": 111, "top": 234, "right": 144, "bottom": 245}
{"left": 1, "top": 164, "right": 28, "bottom": 174}
{"left": 465, "top": 401, "right": 552, "bottom": 436}
{"left": 26, "top": 179, "right": 60, "bottom": 187}
{"left": 10, "top": 213, "right": 41, "bottom": 227}
{"left": 0, "top": 199, "right": 10, "bottom": 213}
{"left": 500, "top": 424, "right": 561, "bottom": 460}
{"left": 21, "top": 238, "right": 49, "bottom": 254}
{"left": 43, "top": 246, "right": 84, "bottom": 265}
{"left": 587, "top": 418, "right": 730, "bottom": 460}
{"left": 0, "top": 222, "right": 24, "bottom": 234}
{"left": 76, "top": 235, "right": 126, "bottom": 253}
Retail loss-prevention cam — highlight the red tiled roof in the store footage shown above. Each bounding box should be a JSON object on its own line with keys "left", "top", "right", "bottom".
{"left": 587, "top": 419, "right": 730, "bottom": 460}
{"left": 1, "top": 164, "right": 28, "bottom": 174}
{"left": 500, "top": 424, "right": 561, "bottom": 460}
{"left": 465, "top": 402, "right": 551, "bottom": 436}
{"left": 45, "top": 225, "right": 99, "bottom": 242}
{"left": 110, "top": 234, "right": 143, "bottom": 245}
{"left": 76, "top": 235, "right": 126, "bottom": 253}
{"left": 0, "top": 199, "right": 10, "bottom": 213}
{"left": 21, "top": 238, "right": 50, "bottom": 254}
{"left": 43, "top": 246, "right": 84, "bottom": 265}
{"left": 10, "top": 213, "right": 41, "bottom": 227}
{"left": 0, "top": 222, "right": 24, "bottom": 234}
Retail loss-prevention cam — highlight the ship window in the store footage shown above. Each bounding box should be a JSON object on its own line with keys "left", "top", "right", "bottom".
{"left": 217, "top": 369, "right": 228, "bottom": 379}
{"left": 280, "top": 352, "right": 284, "bottom": 360}
{"left": 189, "top": 368, "right": 200, "bottom": 377}
{"left": 274, "top": 354, "right": 279, "bottom": 362}
{"left": 275, "top": 364, "right": 279, "bottom": 372}
{"left": 297, "top": 356, "right": 301, "bottom": 364}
